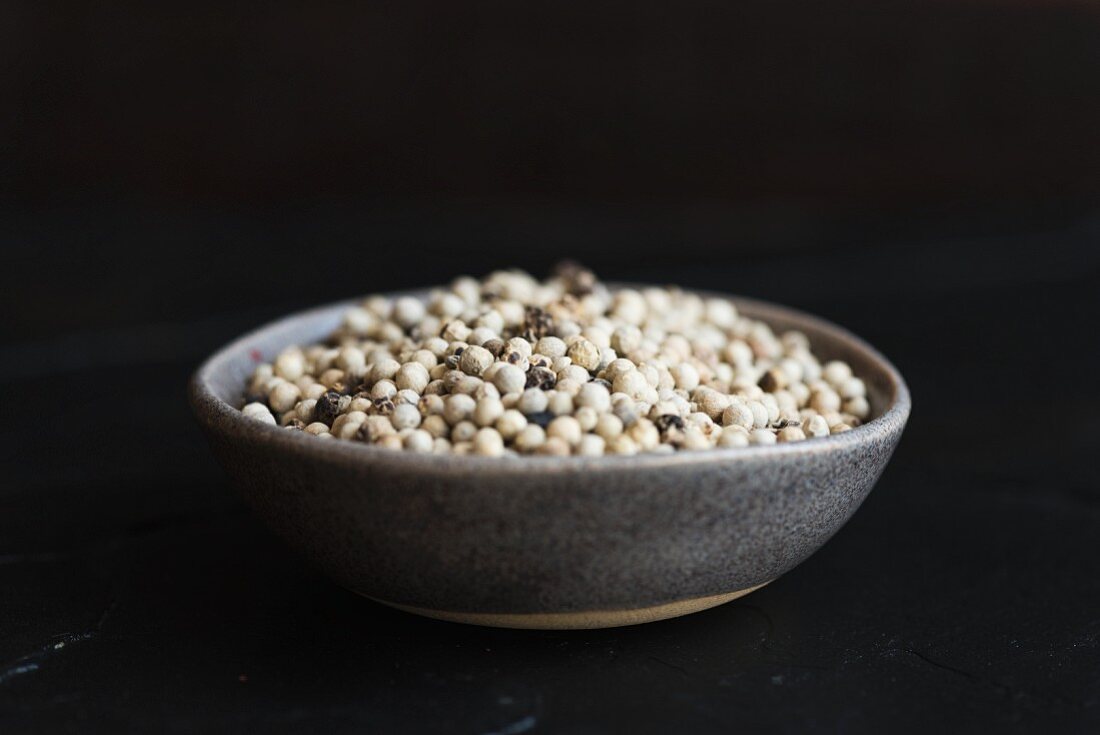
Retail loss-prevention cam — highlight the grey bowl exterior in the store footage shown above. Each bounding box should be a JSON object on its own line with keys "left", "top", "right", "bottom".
{"left": 189, "top": 289, "right": 909, "bottom": 619}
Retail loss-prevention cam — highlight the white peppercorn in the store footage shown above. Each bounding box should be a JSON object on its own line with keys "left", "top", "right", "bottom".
{"left": 421, "top": 414, "right": 449, "bottom": 438}
{"left": 722, "top": 402, "right": 754, "bottom": 430}
{"left": 395, "top": 362, "right": 430, "bottom": 393}
{"left": 474, "top": 381, "right": 500, "bottom": 401}
{"left": 718, "top": 427, "right": 750, "bottom": 448}
{"left": 242, "top": 402, "right": 277, "bottom": 425}
{"left": 594, "top": 413, "right": 623, "bottom": 440}
{"left": 473, "top": 396, "right": 504, "bottom": 427}
{"left": 473, "top": 427, "right": 505, "bottom": 456}
{"left": 534, "top": 336, "right": 567, "bottom": 358}
{"left": 681, "top": 427, "right": 711, "bottom": 451}
{"left": 495, "top": 409, "right": 527, "bottom": 440}
{"left": 336, "top": 347, "right": 366, "bottom": 373}
{"left": 603, "top": 358, "right": 636, "bottom": 382}
{"left": 612, "top": 370, "right": 648, "bottom": 400}
{"left": 607, "top": 434, "right": 638, "bottom": 455}
{"left": 491, "top": 363, "right": 525, "bottom": 395}
{"left": 577, "top": 434, "right": 606, "bottom": 456}
{"left": 750, "top": 428, "right": 777, "bottom": 445}
{"left": 459, "top": 344, "right": 494, "bottom": 376}
{"left": 506, "top": 337, "right": 533, "bottom": 357}
{"left": 274, "top": 350, "right": 305, "bottom": 381}
{"left": 567, "top": 339, "right": 601, "bottom": 371}
{"left": 295, "top": 398, "right": 317, "bottom": 424}
{"left": 411, "top": 349, "right": 438, "bottom": 369}
{"left": 348, "top": 396, "right": 372, "bottom": 413}
{"left": 575, "top": 382, "right": 611, "bottom": 412}
{"left": 266, "top": 382, "right": 298, "bottom": 413}
{"left": 628, "top": 419, "right": 660, "bottom": 450}
{"left": 746, "top": 400, "right": 769, "bottom": 429}
{"left": 376, "top": 434, "right": 403, "bottom": 450}
{"left": 369, "top": 358, "right": 400, "bottom": 384}
{"left": 391, "top": 296, "right": 426, "bottom": 329}
{"left": 394, "top": 389, "right": 420, "bottom": 406}
{"left": 555, "top": 378, "right": 584, "bottom": 397}
{"left": 514, "top": 424, "right": 546, "bottom": 453}
{"left": 777, "top": 426, "right": 806, "bottom": 442}
{"left": 390, "top": 403, "right": 422, "bottom": 430}
{"left": 693, "top": 388, "right": 728, "bottom": 420}
{"left": 546, "top": 391, "right": 574, "bottom": 416}
{"left": 469, "top": 327, "right": 498, "bottom": 347}
{"left": 761, "top": 394, "right": 781, "bottom": 424}
{"left": 574, "top": 406, "right": 599, "bottom": 432}
{"left": 441, "top": 320, "right": 471, "bottom": 343}
{"left": 810, "top": 388, "right": 842, "bottom": 414}
{"left": 333, "top": 416, "right": 364, "bottom": 440}
{"left": 844, "top": 396, "right": 871, "bottom": 420}
{"left": 805, "top": 414, "right": 830, "bottom": 438}
{"left": 443, "top": 394, "right": 476, "bottom": 425}
{"left": 404, "top": 429, "right": 434, "bottom": 453}
{"left": 547, "top": 416, "right": 582, "bottom": 446}
{"left": 823, "top": 360, "right": 852, "bottom": 386}
{"left": 671, "top": 363, "right": 700, "bottom": 391}
{"left": 558, "top": 364, "right": 591, "bottom": 385}
{"left": 840, "top": 376, "right": 866, "bottom": 400}
{"left": 450, "top": 420, "right": 478, "bottom": 443}
{"left": 538, "top": 437, "right": 571, "bottom": 456}
{"left": 517, "top": 388, "right": 549, "bottom": 415}
{"left": 370, "top": 380, "right": 397, "bottom": 401}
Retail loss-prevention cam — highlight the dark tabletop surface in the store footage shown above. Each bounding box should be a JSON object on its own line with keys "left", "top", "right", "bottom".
{"left": 2, "top": 206, "right": 1099, "bottom": 734}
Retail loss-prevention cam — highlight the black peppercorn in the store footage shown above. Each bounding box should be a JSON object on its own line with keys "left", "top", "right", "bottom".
{"left": 758, "top": 368, "right": 787, "bottom": 392}
{"left": 372, "top": 397, "right": 396, "bottom": 416}
{"left": 315, "top": 390, "right": 343, "bottom": 425}
{"left": 653, "top": 414, "right": 685, "bottom": 435}
{"left": 483, "top": 338, "right": 506, "bottom": 357}
{"left": 525, "top": 366, "right": 557, "bottom": 390}
{"left": 523, "top": 306, "right": 554, "bottom": 339}
{"left": 526, "top": 411, "right": 555, "bottom": 429}
{"left": 553, "top": 260, "right": 597, "bottom": 296}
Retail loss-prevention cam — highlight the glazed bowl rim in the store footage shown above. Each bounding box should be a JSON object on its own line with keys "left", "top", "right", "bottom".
{"left": 190, "top": 285, "right": 911, "bottom": 476}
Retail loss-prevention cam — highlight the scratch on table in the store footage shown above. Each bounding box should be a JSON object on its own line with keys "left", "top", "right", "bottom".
{"left": 0, "top": 598, "right": 116, "bottom": 686}
{"left": 898, "top": 647, "right": 1081, "bottom": 711}
{"left": 903, "top": 648, "right": 984, "bottom": 684}
{"left": 732, "top": 603, "right": 776, "bottom": 649}
{"left": 0, "top": 551, "right": 66, "bottom": 566}
{"left": 0, "top": 663, "right": 40, "bottom": 684}
{"left": 648, "top": 655, "right": 690, "bottom": 677}
{"left": 481, "top": 715, "right": 537, "bottom": 735}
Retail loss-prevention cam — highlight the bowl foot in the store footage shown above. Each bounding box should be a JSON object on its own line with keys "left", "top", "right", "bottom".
{"left": 368, "top": 582, "right": 770, "bottom": 630}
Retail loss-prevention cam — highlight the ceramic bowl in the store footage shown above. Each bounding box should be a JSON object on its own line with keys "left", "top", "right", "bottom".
{"left": 190, "top": 287, "right": 910, "bottom": 629}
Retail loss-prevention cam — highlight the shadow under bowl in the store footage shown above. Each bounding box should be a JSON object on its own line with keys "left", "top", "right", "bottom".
{"left": 190, "top": 288, "right": 910, "bottom": 629}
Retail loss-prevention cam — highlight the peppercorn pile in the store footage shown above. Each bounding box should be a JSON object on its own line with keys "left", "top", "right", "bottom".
{"left": 240, "top": 265, "right": 871, "bottom": 456}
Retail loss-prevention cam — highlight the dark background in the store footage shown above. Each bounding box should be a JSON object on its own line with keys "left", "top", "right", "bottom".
{"left": 3, "top": 1, "right": 1100, "bottom": 733}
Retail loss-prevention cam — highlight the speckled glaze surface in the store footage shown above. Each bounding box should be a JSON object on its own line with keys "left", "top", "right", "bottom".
{"left": 189, "top": 287, "right": 910, "bottom": 628}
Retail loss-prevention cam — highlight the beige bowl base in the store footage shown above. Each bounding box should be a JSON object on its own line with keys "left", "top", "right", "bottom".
{"left": 368, "top": 582, "right": 770, "bottom": 630}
